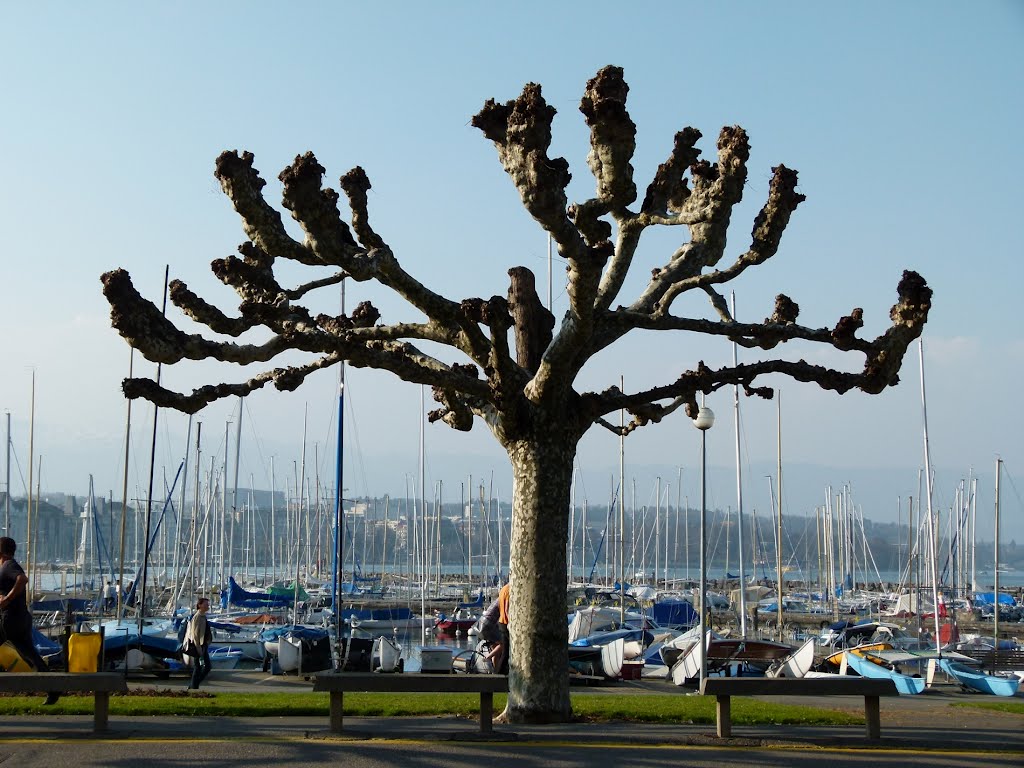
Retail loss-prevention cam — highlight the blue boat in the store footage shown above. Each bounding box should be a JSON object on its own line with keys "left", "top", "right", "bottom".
{"left": 939, "top": 658, "right": 1020, "bottom": 697}
{"left": 845, "top": 649, "right": 926, "bottom": 695}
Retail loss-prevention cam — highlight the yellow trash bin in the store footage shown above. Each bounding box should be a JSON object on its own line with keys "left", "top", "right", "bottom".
{"left": 0, "top": 640, "right": 34, "bottom": 672}
{"left": 68, "top": 632, "right": 102, "bottom": 673}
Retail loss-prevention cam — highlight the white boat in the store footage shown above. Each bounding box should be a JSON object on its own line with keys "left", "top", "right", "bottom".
{"left": 601, "top": 638, "right": 626, "bottom": 678}
{"left": 277, "top": 635, "right": 301, "bottom": 673}
{"left": 658, "top": 624, "right": 702, "bottom": 668}
{"left": 566, "top": 606, "right": 649, "bottom": 644}
{"left": 766, "top": 637, "right": 815, "bottom": 679}
{"left": 209, "top": 646, "right": 243, "bottom": 670}
{"left": 671, "top": 631, "right": 709, "bottom": 685}
{"left": 371, "top": 635, "right": 404, "bottom": 673}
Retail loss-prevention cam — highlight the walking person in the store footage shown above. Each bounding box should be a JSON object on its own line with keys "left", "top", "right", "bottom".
{"left": 0, "top": 537, "right": 59, "bottom": 703}
{"left": 477, "top": 595, "right": 503, "bottom": 672}
{"left": 496, "top": 579, "right": 511, "bottom": 675}
{"left": 0, "top": 536, "right": 49, "bottom": 672}
{"left": 184, "top": 597, "right": 213, "bottom": 690}
{"left": 103, "top": 580, "right": 115, "bottom": 611}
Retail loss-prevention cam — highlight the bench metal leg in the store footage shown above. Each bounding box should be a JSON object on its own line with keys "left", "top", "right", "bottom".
{"left": 94, "top": 692, "right": 110, "bottom": 732}
{"left": 864, "top": 695, "right": 880, "bottom": 740}
{"left": 480, "top": 691, "right": 493, "bottom": 733}
{"left": 329, "top": 690, "right": 344, "bottom": 733}
{"left": 716, "top": 695, "right": 731, "bottom": 738}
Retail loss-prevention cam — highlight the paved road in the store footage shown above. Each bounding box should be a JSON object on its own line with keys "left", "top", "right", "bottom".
{"left": 1, "top": 733, "right": 1019, "bottom": 768}
{"left": 1, "top": 671, "right": 1020, "bottom": 767}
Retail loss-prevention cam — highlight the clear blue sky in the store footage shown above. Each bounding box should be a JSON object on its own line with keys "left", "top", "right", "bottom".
{"left": 1, "top": 2, "right": 1021, "bottom": 540}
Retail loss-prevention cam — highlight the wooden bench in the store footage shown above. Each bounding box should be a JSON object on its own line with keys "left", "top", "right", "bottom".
{"left": 699, "top": 677, "right": 899, "bottom": 740}
{"left": 0, "top": 673, "right": 128, "bottom": 731}
{"left": 962, "top": 649, "right": 1024, "bottom": 675}
{"left": 313, "top": 672, "right": 509, "bottom": 735}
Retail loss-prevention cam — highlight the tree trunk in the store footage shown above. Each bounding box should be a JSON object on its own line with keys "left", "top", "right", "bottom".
{"left": 504, "top": 433, "right": 575, "bottom": 723}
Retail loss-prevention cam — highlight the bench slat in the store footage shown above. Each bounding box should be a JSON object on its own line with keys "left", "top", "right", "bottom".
{"left": 701, "top": 677, "right": 898, "bottom": 697}
{"left": 0, "top": 673, "right": 127, "bottom": 694}
{"left": 314, "top": 672, "right": 508, "bottom": 694}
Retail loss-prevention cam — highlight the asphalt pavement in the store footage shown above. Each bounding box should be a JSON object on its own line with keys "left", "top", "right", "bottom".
{"left": 0, "top": 671, "right": 1020, "bottom": 766}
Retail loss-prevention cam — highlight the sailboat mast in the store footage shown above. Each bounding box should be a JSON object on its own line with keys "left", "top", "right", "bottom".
{"left": 775, "top": 393, "right": 784, "bottom": 640}
{"left": 970, "top": 477, "right": 977, "bottom": 595}
{"left": 333, "top": 296, "right": 345, "bottom": 662}
{"left": 419, "top": 385, "right": 428, "bottom": 641}
{"left": 618, "top": 376, "right": 625, "bottom": 625}
{"left": 230, "top": 397, "right": 243, "bottom": 581}
{"left": 26, "top": 371, "right": 34, "bottom": 602}
{"left": 731, "top": 292, "right": 747, "bottom": 635}
{"left": 918, "top": 340, "right": 943, "bottom": 656}
{"left": 994, "top": 458, "right": 1001, "bottom": 647}
{"left": 219, "top": 420, "right": 230, "bottom": 586}
{"left": 139, "top": 265, "right": 169, "bottom": 627}
{"left": 170, "top": 415, "right": 192, "bottom": 606}
{"left": 270, "top": 456, "right": 276, "bottom": 583}
{"left": 4, "top": 410, "right": 10, "bottom": 533}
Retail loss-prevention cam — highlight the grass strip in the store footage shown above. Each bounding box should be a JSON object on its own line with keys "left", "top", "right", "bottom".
{"left": 0, "top": 690, "right": 859, "bottom": 725}
{"left": 951, "top": 700, "right": 1024, "bottom": 716}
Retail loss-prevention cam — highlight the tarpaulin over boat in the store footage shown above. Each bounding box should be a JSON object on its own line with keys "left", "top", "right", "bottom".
{"left": 646, "top": 598, "right": 698, "bottom": 629}
{"left": 339, "top": 606, "right": 414, "bottom": 622}
{"left": 268, "top": 582, "right": 309, "bottom": 601}
{"left": 974, "top": 592, "right": 1016, "bottom": 606}
{"left": 220, "top": 576, "right": 293, "bottom": 610}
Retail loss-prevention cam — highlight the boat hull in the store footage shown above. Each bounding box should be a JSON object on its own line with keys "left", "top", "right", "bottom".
{"left": 845, "top": 650, "right": 926, "bottom": 695}
{"left": 939, "top": 658, "right": 1021, "bottom": 697}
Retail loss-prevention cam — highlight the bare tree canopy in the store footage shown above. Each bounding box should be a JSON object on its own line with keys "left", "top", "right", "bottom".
{"left": 102, "top": 65, "right": 930, "bottom": 722}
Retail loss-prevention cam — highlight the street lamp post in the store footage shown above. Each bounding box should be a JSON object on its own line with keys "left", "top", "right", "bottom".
{"left": 693, "top": 405, "right": 715, "bottom": 691}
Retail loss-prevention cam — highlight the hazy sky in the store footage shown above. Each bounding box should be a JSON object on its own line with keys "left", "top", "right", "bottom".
{"left": 1, "top": 2, "right": 1021, "bottom": 541}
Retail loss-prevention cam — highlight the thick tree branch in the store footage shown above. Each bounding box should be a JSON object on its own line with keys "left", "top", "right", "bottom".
{"left": 102, "top": 269, "right": 296, "bottom": 364}
{"left": 169, "top": 279, "right": 260, "bottom": 337}
{"left": 631, "top": 126, "right": 752, "bottom": 315}
{"left": 507, "top": 267, "right": 554, "bottom": 373}
{"left": 215, "top": 151, "right": 323, "bottom": 266}
{"left": 122, "top": 354, "right": 342, "bottom": 414}
{"left": 579, "top": 66, "right": 637, "bottom": 212}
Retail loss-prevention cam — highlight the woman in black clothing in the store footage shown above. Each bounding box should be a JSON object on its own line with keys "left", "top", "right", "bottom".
{"left": 0, "top": 536, "right": 49, "bottom": 672}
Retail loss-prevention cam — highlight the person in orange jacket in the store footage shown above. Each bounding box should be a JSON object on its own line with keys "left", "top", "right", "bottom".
{"left": 495, "top": 580, "right": 511, "bottom": 674}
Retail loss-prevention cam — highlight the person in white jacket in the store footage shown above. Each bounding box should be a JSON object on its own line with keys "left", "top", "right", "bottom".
{"left": 185, "top": 597, "right": 213, "bottom": 690}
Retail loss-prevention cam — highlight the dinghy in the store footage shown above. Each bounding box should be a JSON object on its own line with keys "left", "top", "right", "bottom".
{"left": 844, "top": 649, "right": 925, "bottom": 695}
{"left": 766, "top": 637, "right": 815, "bottom": 679}
{"left": 939, "top": 658, "right": 1020, "bottom": 697}
{"left": 371, "top": 635, "right": 404, "bottom": 673}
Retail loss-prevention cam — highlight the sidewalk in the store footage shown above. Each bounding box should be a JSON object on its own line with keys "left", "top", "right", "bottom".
{"left": 3, "top": 701, "right": 1022, "bottom": 755}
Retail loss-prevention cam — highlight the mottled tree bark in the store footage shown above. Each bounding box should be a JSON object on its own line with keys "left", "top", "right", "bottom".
{"left": 505, "top": 430, "right": 576, "bottom": 722}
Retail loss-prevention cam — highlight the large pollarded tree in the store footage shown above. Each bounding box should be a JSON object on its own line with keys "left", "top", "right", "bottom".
{"left": 102, "top": 66, "right": 930, "bottom": 722}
